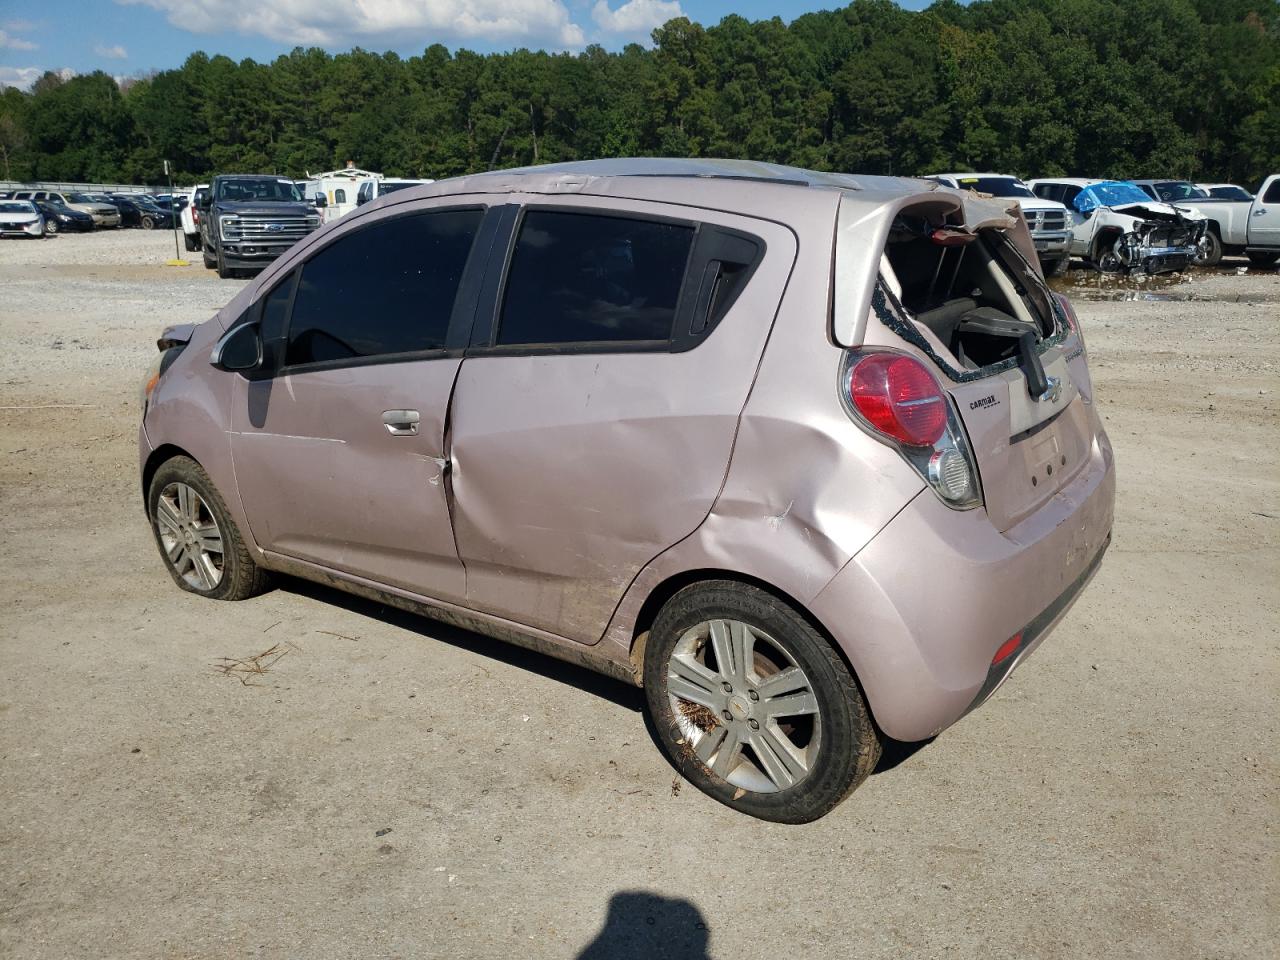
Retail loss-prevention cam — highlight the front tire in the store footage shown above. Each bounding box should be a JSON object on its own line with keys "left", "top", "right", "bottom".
{"left": 45, "top": 219, "right": 59, "bottom": 235}
{"left": 1194, "top": 230, "right": 1222, "bottom": 268}
{"left": 1094, "top": 236, "right": 1124, "bottom": 273}
{"left": 147, "top": 456, "right": 271, "bottom": 601}
{"left": 1046, "top": 256, "right": 1069, "bottom": 277}
{"left": 203, "top": 243, "right": 216, "bottom": 269}
{"left": 643, "top": 580, "right": 881, "bottom": 823}
{"left": 216, "top": 246, "right": 232, "bottom": 279}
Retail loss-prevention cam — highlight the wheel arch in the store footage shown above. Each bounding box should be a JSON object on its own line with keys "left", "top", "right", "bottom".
{"left": 627, "top": 567, "right": 884, "bottom": 736}
{"left": 142, "top": 443, "right": 197, "bottom": 501}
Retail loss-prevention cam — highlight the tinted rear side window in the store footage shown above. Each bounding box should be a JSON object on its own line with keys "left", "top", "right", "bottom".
{"left": 1264, "top": 179, "right": 1280, "bottom": 203}
{"left": 285, "top": 209, "right": 481, "bottom": 366}
{"left": 497, "top": 210, "right": 694, "bottom": 346}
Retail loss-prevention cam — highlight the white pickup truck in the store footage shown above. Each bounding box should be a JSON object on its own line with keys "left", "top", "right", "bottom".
{"left": 926, "top": 173, "right": 1074, "bottom": 276}
{"left": 1132, "top": 176, "right": 1280, "bottom": 267}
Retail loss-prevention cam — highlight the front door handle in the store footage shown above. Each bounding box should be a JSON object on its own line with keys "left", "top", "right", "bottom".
{"left": 382, "top": 409, "right": 420, "bottom": 436}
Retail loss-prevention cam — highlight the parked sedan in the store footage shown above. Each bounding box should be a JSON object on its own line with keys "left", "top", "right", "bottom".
{"left": 34, "top": 200, "right": 95, "bottom": 233}
{"left": 0, "top": 199, "right": 45, "bottom": 238}
{"left": 12, "top": 190, "right": 121, "bottom": 228}
{"left": 109, "top": 195, "right": 175, "bottom": 230}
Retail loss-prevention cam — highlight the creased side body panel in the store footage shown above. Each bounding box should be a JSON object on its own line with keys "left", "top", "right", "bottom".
{"left": 602, "top": 217, "right": 924, "bottom": 654}
{"left": 450, "top": 196, "right": 807, "bottom": 645}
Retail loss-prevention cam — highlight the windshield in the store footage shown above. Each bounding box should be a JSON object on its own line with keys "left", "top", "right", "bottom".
{"left": 1208, "top": 185, "right": 1252, "bottom": 201}
{"left": 216, "top": 178, "right": 304, "bottom": 203}
{"left": 950, "top": 176, "right": 1035, "bottom": 199}
{"left": 67, "top": 193, "right": 94, "bottom": 203}
{"left": 0, "top": 201, "right": 33, "bottom": 213}
{"left": 1153, "top": 181, "right": 1208, "bottom": 201}
{"left": 1074, "top": 181, "right": 1153, "bottom": 213}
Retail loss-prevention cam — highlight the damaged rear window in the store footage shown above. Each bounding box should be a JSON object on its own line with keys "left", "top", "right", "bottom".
{"left": 878, "top": 213, "right": 1064, "bottom": 379}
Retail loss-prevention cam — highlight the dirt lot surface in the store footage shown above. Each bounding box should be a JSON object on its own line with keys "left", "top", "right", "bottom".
{"left": 2, "top": 230, "right": 1277, "bottom": 959}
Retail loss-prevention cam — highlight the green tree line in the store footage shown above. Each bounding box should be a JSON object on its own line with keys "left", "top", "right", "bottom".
{"left": 1, "top": 0, "right": 1276, "bottom": 186}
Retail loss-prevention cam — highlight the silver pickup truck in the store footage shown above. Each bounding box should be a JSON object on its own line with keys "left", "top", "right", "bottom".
{"left": 1134, "top": 176, "right": 1280, "bottom": 267}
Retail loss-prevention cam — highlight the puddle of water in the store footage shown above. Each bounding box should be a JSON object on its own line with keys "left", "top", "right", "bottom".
{"left": 1046, "top": 262, "right": 1274, "bottom": 303}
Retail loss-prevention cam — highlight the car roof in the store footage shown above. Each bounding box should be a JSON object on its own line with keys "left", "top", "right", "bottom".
{"left": 930, "top": 172, "right": 1023, "bottom": 180}
{"left": 1130, "top": 178, "right": 1190, "bottom": 186}
{"left": 409, "top": 157, "right": 932, "bottom": 204}
{"left": 1027, "top": 177, "right": 1101, "bottom": 186}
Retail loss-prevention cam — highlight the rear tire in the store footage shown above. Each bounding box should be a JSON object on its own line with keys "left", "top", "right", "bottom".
{"left": 183, "top": 232, "right": 198, "bottom": 252}
{"left": 141, "top": 215, "right": 155, "bottom": 230}
{"left": 1247, "top": 251, "right": 1279, "bottom": 268}
{"left": 643, "top": 580, "right": 881, "bottom": 823}
{"left": 147, "top": 456, "right": 271, "bottom": 601}
{"left": 45, "top": 220, "right": 59, "bottom": 235}
{"left": 1194, "top": 230, "right": 1222, "bottom": 268}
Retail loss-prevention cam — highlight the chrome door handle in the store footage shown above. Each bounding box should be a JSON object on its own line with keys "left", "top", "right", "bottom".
{"left": 382, "top": 409, "right": 420, "bottom": 435}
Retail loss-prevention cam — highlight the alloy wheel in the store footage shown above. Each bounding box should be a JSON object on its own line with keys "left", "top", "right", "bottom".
{"left": 155, "top": 482, "right": 224, "bottom": 590}
{"left": 667, "top": 618, "right": 821, "bottom": 793}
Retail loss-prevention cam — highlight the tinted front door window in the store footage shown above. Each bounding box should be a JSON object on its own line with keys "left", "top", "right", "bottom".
{"left": 497, "top": 210, "right": 694, "bottom": 346}
{"left": 285, "top": 209, "right": 481, "bottom": 366}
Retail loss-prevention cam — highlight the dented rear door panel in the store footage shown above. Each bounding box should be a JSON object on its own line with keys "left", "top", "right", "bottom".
{"left": 448, "top": 198, "right": 799, "bottom": 645}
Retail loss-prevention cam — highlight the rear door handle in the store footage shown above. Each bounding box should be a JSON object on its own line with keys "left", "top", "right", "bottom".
{"left": 382, "top": 409, "right": 420, "bottom": 436}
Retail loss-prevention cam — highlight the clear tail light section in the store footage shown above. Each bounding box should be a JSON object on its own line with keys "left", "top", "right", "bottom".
{"left": 840, "top": 349, "right": 983, "bottom": 510}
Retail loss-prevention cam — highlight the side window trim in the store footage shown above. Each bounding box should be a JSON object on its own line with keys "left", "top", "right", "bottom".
{"left": 270, "top": 203, "right": 495, "bottom": 376}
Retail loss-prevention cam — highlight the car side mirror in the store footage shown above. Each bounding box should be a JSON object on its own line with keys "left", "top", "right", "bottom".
{"left": 314, "top": 194, "right": 327, "bottom": 209}
{"left": 210, "top": 323, "right": 262, "bottom": 372}
{"left": 195, "top": 192, "right": 211, "bottom": 212}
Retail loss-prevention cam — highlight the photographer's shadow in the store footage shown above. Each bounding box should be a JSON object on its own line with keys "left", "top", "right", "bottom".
{"left": 576, "top": 891, "right": 711, "bottom": 959}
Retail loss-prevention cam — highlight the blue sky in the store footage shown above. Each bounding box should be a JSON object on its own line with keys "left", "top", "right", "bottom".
{"left": 0, "top": 0, "right": 936, "bottom": 90}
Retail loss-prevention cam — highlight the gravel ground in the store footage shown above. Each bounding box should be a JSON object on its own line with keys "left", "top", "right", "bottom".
{"left": 1, "top": 229, "right": 1277, "bottom": 959}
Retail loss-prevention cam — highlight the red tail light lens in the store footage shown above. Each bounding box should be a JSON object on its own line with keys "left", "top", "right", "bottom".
{"left": 848, "top": 353, "right": 947, "bottom": 447}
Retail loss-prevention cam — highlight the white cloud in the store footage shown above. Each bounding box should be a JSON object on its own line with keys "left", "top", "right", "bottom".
{"left": 0, "top": 66, "right": 74, "bottom": 90}
{"left": 591, "top": 0, "right": 681, "bottom": 36}
{"left": 95, "top": 43, "right": 129, "bottom": 59}
{"left": 0, "top": 66, "right": 42, "bottom": 90}
{"left": 117, "top": 0, "right": 587, "bottom": 49}
{"left": 0, "top": 29, "right": 38, "bottom": 50}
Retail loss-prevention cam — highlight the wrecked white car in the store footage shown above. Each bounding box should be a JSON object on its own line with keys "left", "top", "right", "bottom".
{"left": 1028, "top": 178, "right": 1206, "bottom": 274}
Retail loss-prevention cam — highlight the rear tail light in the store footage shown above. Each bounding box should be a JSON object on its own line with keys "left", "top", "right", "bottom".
{"left": 849, "top": 353, "right": 947, "bottom": 447}
{"left": 841, "top": 350, "right": 982, "bottom": 510}
{"left": 1055, "top": 292, "right": 1083, "bottom": 343}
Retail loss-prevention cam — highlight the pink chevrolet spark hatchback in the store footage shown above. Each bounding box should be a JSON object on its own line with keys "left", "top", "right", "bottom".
{"left": 140, "top": 160, "right": 1114, "bottom": 822}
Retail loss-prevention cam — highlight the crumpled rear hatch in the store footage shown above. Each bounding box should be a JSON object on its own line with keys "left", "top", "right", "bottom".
{"left": 872, "top": 200, "right": 1097, "bottom": 532}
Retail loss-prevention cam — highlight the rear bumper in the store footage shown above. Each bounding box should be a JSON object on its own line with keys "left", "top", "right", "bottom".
{"left": 811, "top": 423, "right": 1115, "bottom": 742}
